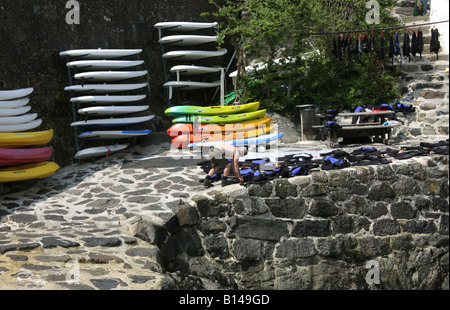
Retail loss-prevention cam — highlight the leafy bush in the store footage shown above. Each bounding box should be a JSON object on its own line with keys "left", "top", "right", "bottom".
{"left": 204, "top": 0, "right": 401, "bottom": 116}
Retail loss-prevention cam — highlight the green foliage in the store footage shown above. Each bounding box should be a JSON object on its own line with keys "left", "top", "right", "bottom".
{"left": 205, "top": 0, "right": 402, "bottom": 116}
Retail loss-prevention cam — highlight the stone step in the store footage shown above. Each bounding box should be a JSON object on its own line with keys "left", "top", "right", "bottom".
{"left": 410, "top": 81, "right": 446, "bottom": 90}
{"left": 394, "top": 63, "right": 449, "bottom": 75}
{"left": 427, "top": 54, "right": 449, "bottom": 61}
{"left": 394, "top": 6, "right": 416, "bottom": 17}
{"left": 418, "top": 90, "right": 448, "bottom": 99}
{"left": 400, "top": 15, "right": 430, "bottom": 24}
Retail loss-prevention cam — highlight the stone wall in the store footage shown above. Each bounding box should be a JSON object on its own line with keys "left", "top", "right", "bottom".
{"left": 0, "top": 0, "right": 220, "bottom": 167}
{"left": 141, "top": 155, "right": 449, "bottom": 290}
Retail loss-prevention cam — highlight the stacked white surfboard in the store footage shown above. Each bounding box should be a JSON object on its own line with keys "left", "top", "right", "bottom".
{"left": 59, "top": 48, "right": 154, "bottom": 160}
{"left": 0, "top": 87, "right": 41, "bottom": 132}
{"left": 154, "top": 21, "right": 226, "bottom": 105}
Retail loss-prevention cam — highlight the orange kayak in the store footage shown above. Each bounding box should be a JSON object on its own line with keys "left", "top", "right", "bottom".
{"left": 167, "top": 116, "right": 271, "bottom": 137}
{"left": 171, "top": 125, "right": 274, "bottom": 148}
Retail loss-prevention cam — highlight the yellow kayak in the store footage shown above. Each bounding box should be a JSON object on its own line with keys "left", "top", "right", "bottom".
{"left": 165, "top": 102, "right": 260, "bottom": 116}
{"left": 172, "top": 109, "right": 267, "bottom": 124}
{"left": 0, "top": 129, "right": 54, "bottom": 148}
{"left": 0, "top": 161, "right": 59, "bottom": 183}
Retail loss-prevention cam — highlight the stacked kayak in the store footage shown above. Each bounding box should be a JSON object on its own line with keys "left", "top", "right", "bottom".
{"left": 0, "top": 87, "right": 59, "bottom": 183}
{"left": 60, "top": 48, "right": 154, "bottom": 160}
{"left": 165, "top": 102, "right": 281, "bottom": 148}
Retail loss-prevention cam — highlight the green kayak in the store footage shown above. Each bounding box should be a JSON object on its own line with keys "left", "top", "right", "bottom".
{"left": 172, "top": 109, "right": 267, "bottom": 124}
{"left": 165, "top": 101, "right": 259, "bottom": 116}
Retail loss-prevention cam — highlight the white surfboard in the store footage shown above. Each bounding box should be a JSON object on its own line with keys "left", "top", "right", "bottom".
{"left": 66, "top": 60, "right": 144, "bottom": 70}
{"left": 0, "top": 88, "right": 34, "bottom": 101}
{"left": 71, "top": 115, "right": 155, "bottom": 127}
{"left": 74, "top": 70, "right": 148, "bottom": 82}
{"left": 170, "top": 65, "right": 222, "bottom": 76}
{"left": 59, "top": 49, "right": 142, "bottom": 59}
{"left": 64, "top": 83, "right": 148, "bottom": 93}
{"left": 74, "top": 144, "right": 128, "bottom": 160}
{"left": 0, "top": 98, "right": 30, "bottom": 109}
{"left": 164, "top": 81, "right": 221, "bottom": 90}
{"left": 78, "top": 105, "right": 149, "bottom": 116}
{"left": 70, "top": 95, "right": 147, "bottom": 105}
{"left": 159, "top": 35, "right": 217, "bottom": 46}
{"left": 78, "top": 129, "right": 152, "bottom": 139}
{"left": 0, "top": 119, "right": 42, "bottom": 132}
{"left": 0, "top": 106, "right": 32, "bottom": 117}
{"left": 162, "top": 48, "right": 227, "bottom": 61}
{"left": 154, "top": 21, "right": 218, "bottom": 32}
{"left": 0, "top": 113, "right": 38, "bottom": 125}
{"left": 164, "top": 81, "right": 221, "bottom": 100}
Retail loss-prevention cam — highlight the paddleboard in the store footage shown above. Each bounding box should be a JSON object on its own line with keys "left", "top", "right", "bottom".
{"left": 172, "top": 109, "right": 266, "bottom": 124}
{"left": 0, "top": 98, "right": 30, "bottom": 109}
{"left": 0, "top": 119, "right": 42, "bottom": 132}
{"left": 170, "top": 65, "right": 222, "bottom": 76}
{"left": 71, "top": 115, "right": 154, "bottom": 127}
{"left": 0, "top": 106, "right": 32, "bottom": 117}
{"left": 74, "top": 144, "right": 128, "bottom": 160}
{"left": 0, "top": 146, "right": 54, "bottom": 167}
{"left": 0, "top": 113, "right": 38, "bottom": 125}
{"left": 167, "top": 116, "right": 272, "bottom": 137}
{"left": 0, "top": 161, "right": 59, "bottom": 183}
{"left": 159, "top": 35, "right": 217, "bottom": 46}
{"left": 64, "top": 83, "right": 148, "bottom": 94}
{"left": 188, "top": 132, "right": 283, "bottom": 147}
{"left": 66, "top": 60, "right": 144, "bottom": 70}
{"left": 162, "top": 48, "right": 227, "bottom": 60}
{"left": 78, "top": 105, "right": 149, "bottom": 116}
{"left": 78, "top": 129, "right": 152, "bottom": 140}
{"left": 0, "top": 129, "right": 54, "bottom": 148}
{"left": 74, "top": 70, "right": 148, "bottom": 82}
{"left": 70, "top": 95, "right": 146, "bottom": 105}
{"left": 229, "top": 57, "right": 297, "bottom": 77}
{"left": 59, "top": 49, "right": 142, "bottom": 59}
{"left": 0, "top": 88, "right": 34, "bottom": 101}
{"left": 164, "top": 81, "right": 221, "bottom": 91}
{"left": 165, "top": 102, "right": 260, "bottom": 116}
{"left": 172, "top": 125, "right": 274, "bottom": 147}
{"left": 154, "top": 21, "right": 218, "bottom": 32}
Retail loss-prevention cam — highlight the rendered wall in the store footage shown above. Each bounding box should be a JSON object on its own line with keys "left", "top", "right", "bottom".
{"left": 430, "top": 0, "right": 449, "bottom": 54}
{"left": 0, "top": 0, "right": 220, "bottom": 167}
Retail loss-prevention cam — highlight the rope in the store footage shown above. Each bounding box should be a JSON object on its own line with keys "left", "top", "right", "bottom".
{"left": 307, "top": 20, "right": 449, "bottom": 36}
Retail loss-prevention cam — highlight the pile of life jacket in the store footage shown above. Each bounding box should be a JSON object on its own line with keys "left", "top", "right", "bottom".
{"left": 197, "top": 140, "right": 448, "bottom": 185}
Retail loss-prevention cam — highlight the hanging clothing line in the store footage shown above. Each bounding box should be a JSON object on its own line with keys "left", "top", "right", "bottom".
{"left": 308, "top": 19, "right": 449, "bottom": 36}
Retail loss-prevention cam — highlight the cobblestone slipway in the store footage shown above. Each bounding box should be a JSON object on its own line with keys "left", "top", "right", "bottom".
{"left": 0, "top": 143, "right": 212, "bottom": 290}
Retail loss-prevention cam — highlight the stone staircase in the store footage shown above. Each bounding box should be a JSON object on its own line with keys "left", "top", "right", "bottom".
{"left": 390, "top": 0, "right": 449, "bottom": 141}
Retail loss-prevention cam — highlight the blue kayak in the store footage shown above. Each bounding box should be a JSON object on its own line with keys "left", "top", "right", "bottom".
{"left": 188, "top": 132, "right": 283, "bottom": 147}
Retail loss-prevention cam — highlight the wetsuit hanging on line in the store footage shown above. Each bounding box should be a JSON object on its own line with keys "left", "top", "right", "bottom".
{"left": 411, "top": 31, "right": 417, "bottom": 57}
{"left": 430, "top": 28, "right": 440, "bottom": 60}
{"left": 417, "top": 29, "right": 423, "bottom": 59}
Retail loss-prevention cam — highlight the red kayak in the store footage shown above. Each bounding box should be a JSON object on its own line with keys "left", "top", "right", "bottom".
{"left": 167, "top": 116, "right": 272, "bottom": 137}
{"left": 0, "top": 146, "right": 54, "bottom": 166}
